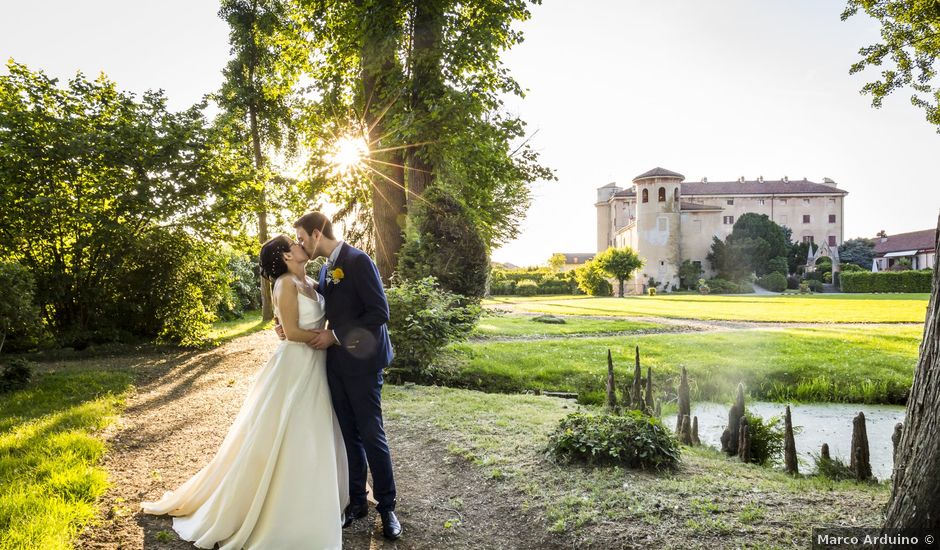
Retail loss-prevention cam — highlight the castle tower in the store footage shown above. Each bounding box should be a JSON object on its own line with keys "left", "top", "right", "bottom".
{"left": 633, "top": 167, "right": 683, "bottom": 291}
{"left": 595, "top": 182, "right": 620, "bottom": 251}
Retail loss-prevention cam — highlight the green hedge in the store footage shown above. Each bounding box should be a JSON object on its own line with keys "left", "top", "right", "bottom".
{"left": 489, "top": 268, "right": 582, "bottom": 296}
{"left": 840, "top": 270, "right": 933, "bottom": 293}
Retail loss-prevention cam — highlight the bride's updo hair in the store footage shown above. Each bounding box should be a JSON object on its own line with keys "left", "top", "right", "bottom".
{"left": 259, "top": 235, "right": 293, "bottom": 281}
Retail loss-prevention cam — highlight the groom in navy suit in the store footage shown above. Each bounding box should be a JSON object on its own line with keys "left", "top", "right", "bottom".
{"left": 283, "top": 212, "right": 401, "bottom": 540}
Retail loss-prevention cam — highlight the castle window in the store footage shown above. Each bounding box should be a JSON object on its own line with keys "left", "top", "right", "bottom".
{"left": 727, "top": 199, "right": 734, "bottom": 205}
{"left": 803, "top": 198, "right": 811, "bottom": 205}
{"left": 657, "top": 217, "right": 668, "bottom": 231}
{"left": 658, "top": 187, "right": 666, "bottom": 202}
{"left": 780, "top": 198, "right": 788, "bottom": 205}
{"left": 642, "top": 189, "right": 648, "bottom": 203}
{"left": 828, "top": 236, "right": 837, "bottom": 246}
{"left": 758, "top": 199, "right": 765, "bottom": 205}
{"left": 723, "top": 216, "right": 734, "bottom": 225}
{"left": 803, "top": 236, "right": 814, "bottom": 244}
{"left": 674, "top": 188, "right": 679, "bottom": 201}
{"left": 829, "top": 214, "right": 836, "bottom": 223}
{"left": 829, "top": 198, "right": 836, "bottom": 204}
{"left": 803, "top": 214, "right": 811, "bottom": 224}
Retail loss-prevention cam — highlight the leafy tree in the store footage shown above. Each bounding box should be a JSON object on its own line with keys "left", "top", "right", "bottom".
{"left": 217, "top": 0, "right": 310, "bottom": 320}
{"left": 0, "top": 62, "right": 253, "bottom": 345}
{"left": 707, "top": 237, "right": 751, "bottom": 281}
{"left": 296, "top": 0, "right": 553, "bottom": 280}
{"left": 767, "top": 256, "right": 789, "bottom": 276}
{"left": 678, "top": 260, "right": 703, "bottom": 290}
{"left": 839, "top": 237, "right": 876, "bottom": 269}
{"left": 397, "top": 187, "right": 489, "bottom": 302}
{"left": 548, "top": 253, "right": 567, "bottom": 271}
{"left": 842, "top": 0, "right": 940, "bottom": 130}
{"left": 729, "top": 213, "right": 789, "bottom": 276}
{"left": 0, "top": 263, "right": 43, "bottom": 353}
{"left": 594, "top": 247, "right": 644, "bottom": 297}
{"left": 575, "top": 261, "right": 613, "bottom": 297}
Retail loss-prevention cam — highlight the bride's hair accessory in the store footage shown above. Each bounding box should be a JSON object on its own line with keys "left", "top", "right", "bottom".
{"left": 259, "top": 235, "right": 293, "bottom": 281}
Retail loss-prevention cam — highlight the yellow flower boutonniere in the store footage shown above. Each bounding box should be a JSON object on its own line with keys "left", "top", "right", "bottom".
{"left": 327, "top": 267, "right": 345, "bottom": 285}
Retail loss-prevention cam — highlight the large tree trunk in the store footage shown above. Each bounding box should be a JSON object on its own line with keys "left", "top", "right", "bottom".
{"left": 884, "top": 212, "right": 940, "bottom": 528}
{"left": 360, "top": 0, "right": 406, "bottom": 284}
{"left": 249, "top": 99, "right": 273, "bottom": 321}
{"left": 404, "top": 0, "right": 444, "bottom": 211}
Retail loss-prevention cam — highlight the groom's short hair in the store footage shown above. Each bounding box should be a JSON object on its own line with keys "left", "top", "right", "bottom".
{"left": 294, "top": 212, "right": 335, "bottom": 239}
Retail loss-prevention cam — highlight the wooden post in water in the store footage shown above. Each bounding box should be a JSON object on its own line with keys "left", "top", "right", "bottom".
{"left": 784, "top": 405, "right": 798, "bottom": 475}
{"left": 644, "top": 365, "right": 654, "bottom": 414}
{"left": 606, "top": 349, "right": 618, "bottom": 412}
{"left": 691, "top": 416, "right": 701, "bottom": 446}
{"left": 725, "top": 383, "right": 746, "bottom": 455}
{"left": 631, "top": 346, "right": 643, "bottom": 412}
{"left": 850, "top": 411, "right": 873, "bottom": 481}
{"left": 679, "top": 415, "right": 693, "bottom": 446}
{"left": 737, "top": 416, "right": 751, "bottom": 463}
{"left": 675, "top": 366, "right": 690, "bottom": 433}
{"left": 821, "top": 443, "right": 831, "bottom": 461}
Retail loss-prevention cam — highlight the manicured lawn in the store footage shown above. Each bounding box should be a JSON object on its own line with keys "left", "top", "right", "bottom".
{"left": 451, "top": 325, "right": 922, "bottom": 405}
{"left": 471, "top": 314, "right": 668, "bottom": 338}
{"left": 485, "top": 294, "right": 930, "bottom": 323}
{"left": 206, "top": 309, "right": 271, "bottom": 343}
{"left": 384, "top": 384, "right": 888, "bottom": 547}
{"left": 0, "top": 370, "right": 134, "bottom": 550}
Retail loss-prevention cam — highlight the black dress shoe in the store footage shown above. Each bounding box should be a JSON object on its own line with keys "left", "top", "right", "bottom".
{"left": 343, "top": 502, "right": 368, "bottom": 528}
{"left": 380, "top": 511, "right": 402, "bottom": 540}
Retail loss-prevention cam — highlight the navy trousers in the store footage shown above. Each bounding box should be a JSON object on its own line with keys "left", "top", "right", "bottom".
{"left": 326, "top": 368, "right": 396, "bottom": 513}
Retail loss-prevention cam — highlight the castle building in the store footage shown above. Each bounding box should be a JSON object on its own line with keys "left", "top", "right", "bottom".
{"left": 596, "top": 167, "right": 848, "bottom": 294}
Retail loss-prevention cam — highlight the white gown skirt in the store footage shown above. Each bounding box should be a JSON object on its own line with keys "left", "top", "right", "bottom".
{"left": 141, "top": 340, "right": 349, "bottom": 550}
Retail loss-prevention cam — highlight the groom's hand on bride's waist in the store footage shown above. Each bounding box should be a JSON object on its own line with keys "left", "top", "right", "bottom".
{"left": 307, "top": 329, "right": 339, "bottom": 350}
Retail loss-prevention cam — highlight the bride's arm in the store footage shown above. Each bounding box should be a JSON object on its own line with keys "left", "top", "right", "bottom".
{"left": 273, "top": 279, "right": 320, "bottom": 343}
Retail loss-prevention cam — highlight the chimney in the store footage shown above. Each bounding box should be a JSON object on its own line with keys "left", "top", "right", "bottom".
{"left": 783, "top": 175, "right": 789, "bottom": 183}
{"left": 701, "top": 177, "right": 707, "bottom": 183}
{"left": 758, "top": 175, "right": 764, "bottom": 183}
{"left": 738, "top": 176, "right": 745, "bottom": 183}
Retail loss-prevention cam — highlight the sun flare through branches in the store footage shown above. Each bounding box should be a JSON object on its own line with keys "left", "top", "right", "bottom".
{"left": 325, "top": 134, "right": 370, "bottom": 175}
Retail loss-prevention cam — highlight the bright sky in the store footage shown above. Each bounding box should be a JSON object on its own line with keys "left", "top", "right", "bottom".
{"left": 3, "top": 1, "right": 938, "bottom": 267}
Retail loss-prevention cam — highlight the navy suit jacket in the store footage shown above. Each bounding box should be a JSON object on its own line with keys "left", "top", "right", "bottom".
{"left": 319, "top": 243, "right": 394, "bottom": 377}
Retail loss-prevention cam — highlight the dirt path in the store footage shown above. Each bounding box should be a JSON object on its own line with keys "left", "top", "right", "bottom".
{"left": 78, "top": 332, "right": 564, "bottom": 550}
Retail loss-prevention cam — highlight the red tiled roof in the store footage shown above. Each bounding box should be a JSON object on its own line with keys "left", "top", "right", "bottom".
{"left": 873, "top": 229, "right": 937, "bottom": 255}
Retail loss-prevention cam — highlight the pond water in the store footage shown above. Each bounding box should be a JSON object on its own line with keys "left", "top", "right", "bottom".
{"left": 665, "top": 401, "right": 906, "bottom": 480}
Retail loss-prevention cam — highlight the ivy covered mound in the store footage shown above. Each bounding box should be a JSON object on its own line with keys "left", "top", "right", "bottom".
{"left": 546, "top": 411, "right": 680, "bottom": 470}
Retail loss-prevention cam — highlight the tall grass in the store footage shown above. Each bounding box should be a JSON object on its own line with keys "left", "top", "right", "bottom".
{"left": 0, "top": 371, "right": 133, "bottom": 549}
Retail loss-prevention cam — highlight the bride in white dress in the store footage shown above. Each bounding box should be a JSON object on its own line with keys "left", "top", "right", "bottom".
{"left": 142, "top": 235, "right": 349, "bottom": 549}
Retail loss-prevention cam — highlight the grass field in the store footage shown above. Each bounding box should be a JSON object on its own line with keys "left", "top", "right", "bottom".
{"left": 0, "top": 370, "right": 133, "bottom": 549}
{"left": 452, "top": 325, "right": 922, "bottom": 405}
{"left": 485, "top": 293, "right": 930, "bottom": 323}
{"left": 471, "top": 314, "right": 669, "bottom": 338}
{"left": 206, "top": 310, "right": 271, "bottom": 343}
{"left": 385, "top": 384, "right": 888, "bottom": 547}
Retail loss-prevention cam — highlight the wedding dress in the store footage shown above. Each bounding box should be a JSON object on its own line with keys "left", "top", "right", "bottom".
{"left": 142, "top": 283, "right": 348, "bottom": 549}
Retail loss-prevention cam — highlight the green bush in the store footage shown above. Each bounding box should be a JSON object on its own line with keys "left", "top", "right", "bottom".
{"left": 767, "top": 256, "right": 789, "bottom": 276}
{"left": 546, "top": 411, "right": 680, "bottom": 470}
{"left": 705, "top": 278, "right": 754, "bottom": 294}
{"left": 743, "top": 412, "right": 785, "bottom": 466}
{"left": 217, "top": 252, "right": 262, "bottom": 321}
{"left": 840, "top": 263, "right": 865, "bottom": 273}
{"left": 516, "top": 279, "right": 539, "bottom": 296}
{"left": 386, "top": 276, "right": 480, "bottom": 381}
{"left": 397, "top": 187, "right": 490, "bottom": 301}
{"left": 0, "top": 357, "right": 33, "bottom": 393}
{"left": 0, "top": 262, "right": 44, "bottom": 352}
{"left": 488, "top": 268, "right": 581, "bottom": 296}
{"left": 575, "top": 261, "right": 613, "bottom": 296}
{"left": 840, "top": 270, "right": 933, "bottom": 293}
{"left": 756, "top": 272, "right": 787, "bottom": 292}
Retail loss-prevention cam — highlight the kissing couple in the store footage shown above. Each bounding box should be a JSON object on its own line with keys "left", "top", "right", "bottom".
{"left": 142, "top": 212, "right": 401, "bottom": 549}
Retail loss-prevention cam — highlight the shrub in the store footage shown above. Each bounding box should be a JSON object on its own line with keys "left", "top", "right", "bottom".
{"left": 648, "top": 287, "right": 657, "bottom": 296}
{"left": 386, "top": 276, "right": 480, "bottom": 381}
{"left": 743, "top": 412, "right": 785, "bottom": 466}
{"left": 516, "top": 279, "right": 539, "bottom": 296}
{"left": 575, "top": 261, "right": 612, "bottom": 296}
{"left": 697, "top": 278, "right": 710, "bottom": 294}
{"left": 813, "top": 453, "right": 855, "bottom": 480}
{"left": 679, "top": 260, "right": 704, "bottom": 290}
{"left": 487, "top": 268, "right": 581, "bottom": 296}
{"left": 840, "top": 270, "right": 933, "bottom": 293}
{"left": 786, "top": 275, "right": 801, "bottom": 290}
{"left": 546, "top": 411, "right": 680, "bottom": 470}
{"left": 756, "top": 272, "right": 787, "bottom": 292}
{"left": 0, "top": 357, "right": 33, "bottom": 393}
{"left": 398, "top": 187, "right": 490, "bottom": 301}
{"left": 807, "top": 280, "right": 824, "bottom": 292}
{"left": 217, "top": 252, "right": 262, "bottom": 321}
{"left": 767, "top": 256, "right": 789, "bottom": 276}
{"left": 840, "top": 263, "right": 865, "bottom": 273}
{"left": 823, "top": 271, "right": 832, "bottom": 284}
{"left": 705, "top": 278, "right": 754, "bottom": 294}
{"left": 0, "top": 262, "right": 44, "bottom": 352}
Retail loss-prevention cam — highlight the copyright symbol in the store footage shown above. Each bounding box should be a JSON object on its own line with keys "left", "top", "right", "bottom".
{"left": 926, "top": 534, "right": 935, "bottom": 544}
